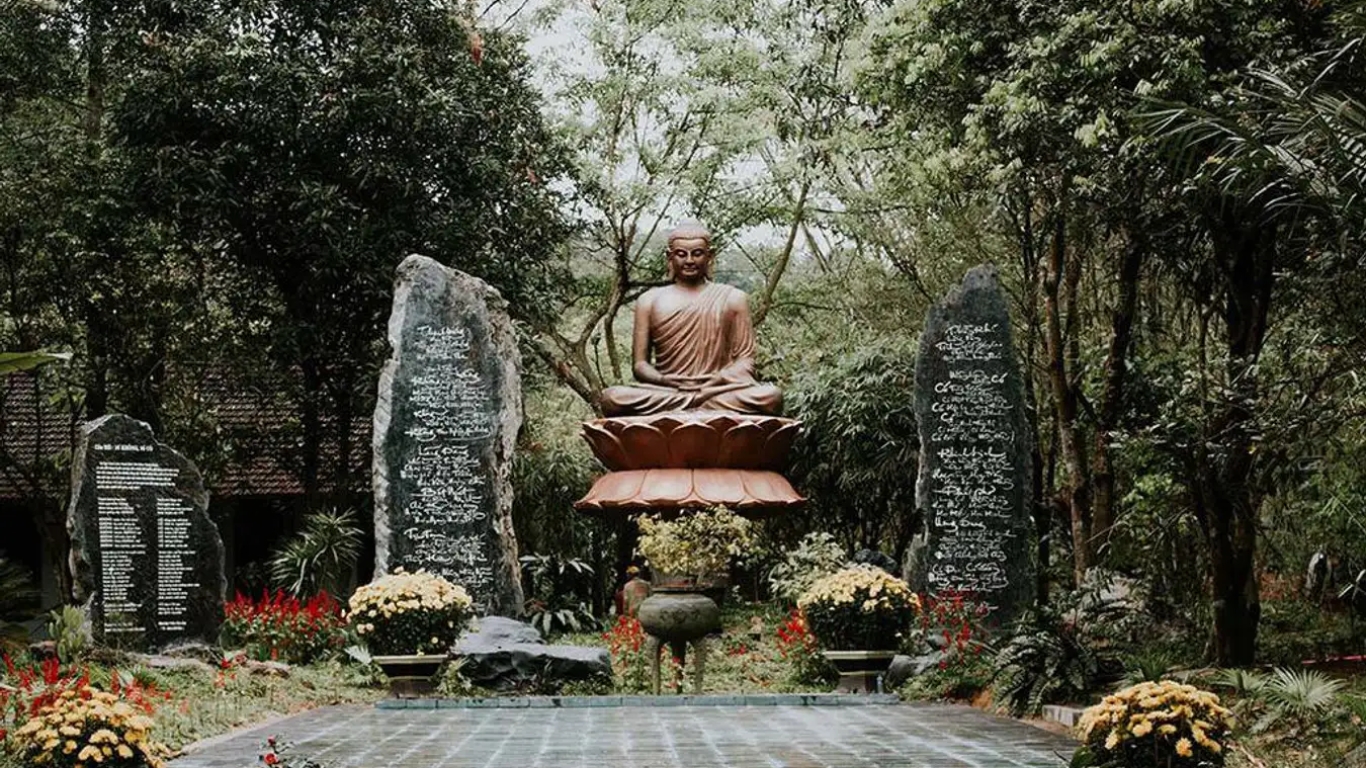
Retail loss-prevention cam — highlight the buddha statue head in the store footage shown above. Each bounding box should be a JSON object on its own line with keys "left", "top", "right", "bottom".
{"left": 665, "top": 221, "right": 714, "bottom": 283}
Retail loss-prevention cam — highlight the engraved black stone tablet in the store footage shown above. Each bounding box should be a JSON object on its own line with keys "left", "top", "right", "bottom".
{"left": 68, "top": 414, "right": 225, "bottom": 649}
{"left": 912, "top": 265, "right": 1035, "bottom": 626}
{"left": 373, "top": 255, "right": 524, "bottom": 616}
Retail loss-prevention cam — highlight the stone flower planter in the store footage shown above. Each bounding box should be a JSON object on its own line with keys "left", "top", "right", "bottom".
{"left": 372, "top": 654, "right": 446, "bottom": 698}
{"left": 824, "top": 650, "right": 897, "bottom": 693}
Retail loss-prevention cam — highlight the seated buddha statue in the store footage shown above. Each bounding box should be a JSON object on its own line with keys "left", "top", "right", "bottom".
{"left": 599, "top": 222, "right": 783, "bottom": 417}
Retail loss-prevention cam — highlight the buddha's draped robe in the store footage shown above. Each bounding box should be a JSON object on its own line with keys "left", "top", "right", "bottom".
{"left": 600, "top": 282, "right": 782, "bottom": 416}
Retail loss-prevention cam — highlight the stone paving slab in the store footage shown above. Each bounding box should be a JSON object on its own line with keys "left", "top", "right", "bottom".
{"left": 171, "top": 702, "right": 1077, "bottom": 768}
{"left": 379, "top": 693, "right": 902, "bottom": 709}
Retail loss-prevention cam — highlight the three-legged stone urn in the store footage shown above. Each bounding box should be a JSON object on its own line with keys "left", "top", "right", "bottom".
{"left": 635, "top": 585, "right": 722, "bottom": 694}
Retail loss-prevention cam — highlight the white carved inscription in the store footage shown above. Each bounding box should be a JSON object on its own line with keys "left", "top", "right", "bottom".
{"left": 397, "top": 325, "right": 495, "bottom": 604}
{"left": 926, "top": 323, "right": 1016, "bottom": 596}
{"left": 92, "top": 444, "right": 195, "bottom": 635}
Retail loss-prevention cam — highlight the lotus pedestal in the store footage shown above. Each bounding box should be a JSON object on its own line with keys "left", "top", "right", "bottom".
{"left": 575, "top": 412, "right": 805, "bottom": 517}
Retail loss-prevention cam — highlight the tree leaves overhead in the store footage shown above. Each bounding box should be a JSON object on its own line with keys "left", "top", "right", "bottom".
{"left": 1, "top": 0, "right": 573, "bottom": 511}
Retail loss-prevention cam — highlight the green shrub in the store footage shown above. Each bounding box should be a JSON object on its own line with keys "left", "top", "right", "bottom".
{"left": 767, "top": 532, "right": 846, "bottom": 607}
{"left": 991, "top": 597, "right": 1124, "bottom": 716}
{"left": 520, "top": 554, "right": 598, "bottom": 636}
{"left": 269, "top": 507, "right": 362, "bottom": 598}
{"left": 1118, "top": 648, "right": 1184, "bottom": 687}
{"left": 0, "top": 558, "right": 39, "bottom": 624}
{"left": 1263, "top": 668, "right": 1345, "bottom": 721}
{"left": 47, "top": 604, "right": 91, "bottom": 664}
{"left": 636, "top": 507, "right": 754, "bottom": 582}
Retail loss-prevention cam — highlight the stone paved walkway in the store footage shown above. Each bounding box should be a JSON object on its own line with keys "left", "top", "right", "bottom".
{"left": 171, "top": 702, "right": 1076, "bottom": 768}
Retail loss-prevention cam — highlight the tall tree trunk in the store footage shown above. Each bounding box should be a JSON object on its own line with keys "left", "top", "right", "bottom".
{"left": 1196, "top": 211, "right": 1275, "bottom": 666}
{"left": 1041, "top": 207, "right": 1091, "bottom": 586}
{"left": 1196, "top": 458, "right": 1260, "bottom": 666}
{"left": 300, "top": 358, "right": 323, "bottom": 505}
{"left": 1010, "top": 190, "right": 1050, "bottom": 606}
{"left": 1090, "top": 237, "right": 1144, "bottom": 551}
{"left": 752, "top": 180, "right": 810, "bottom": 328}
{"left": 129, "top": 324, "right": 167, "bottom": 433}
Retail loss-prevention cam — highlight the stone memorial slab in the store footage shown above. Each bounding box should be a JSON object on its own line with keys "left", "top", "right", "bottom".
{"left": 911, "top": 265, "right": 1035, "bottom": 626}
{"left": 373, "top": 254, "right": 523, "bottom": 616}
{"left": 67, "top": 414, "right": 225, "bottom": 649}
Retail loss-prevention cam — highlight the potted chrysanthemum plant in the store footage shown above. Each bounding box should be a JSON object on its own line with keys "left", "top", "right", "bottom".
{"left": 797, "top": 564, "right": 921, "bottom": 692}
{"left": 1073, "top": 680, "right": 1234, "bottom": 768}
{"left": 347, "top": 568, "right": 473, "bottom": 697}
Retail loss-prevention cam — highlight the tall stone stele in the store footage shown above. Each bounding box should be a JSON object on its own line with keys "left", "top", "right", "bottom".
{"left": 68, "top": 414, "right": 226, "bottom": 650}
{"left": 911, "top": 265, "right": 1035, "bottom": 627}
{"left": 373, "top": 254, "right": 523, "bottom": 616}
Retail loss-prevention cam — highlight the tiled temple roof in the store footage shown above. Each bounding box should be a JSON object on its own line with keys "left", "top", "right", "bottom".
{"left": 0, "top": 371, "right": 369, "bottom": 500}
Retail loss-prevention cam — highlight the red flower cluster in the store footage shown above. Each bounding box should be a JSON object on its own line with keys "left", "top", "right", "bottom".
{"left": 775, "top": 609, "right": 817, "bottom": 659}
{"left": 0, "top": 656, "right": 87, "bottom": 743}
{"left": 222, "top": 590, "right": 347, "bottom": 664}
{"left": 919, "top": 591, "right": 990, "bottom": 668}
{"left": 603, "top": 616, "right": 650, "bottom": 692}
{"left": 214, "top": 653, "right": 245, "bottom": 689}
{"left": 603, "top": 615, "right": 644, "bottom": 656}
{"left": 108, "top": 668, "right": 169, "bottom": 714}
{"left": 775, "top": 609, "right": 828, "bottom": 685}
{"left": 256, "top": 734, "right": 323, "bottom": 767}
{"left": 0, "top": 655, "right": 168, "bottom": 745}
{"left": 260, "top": 735, "right": 281, "bottom": 766}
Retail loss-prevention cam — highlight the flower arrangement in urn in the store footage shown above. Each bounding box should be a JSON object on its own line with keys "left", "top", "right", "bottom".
{"left": 347, "top": 568, "right": 472, "bottom": 698}
{"left": 1074, "top": 680, "right": 1234, "bottom": 768}
{"left": 347, "top": 568, "right": 473, "bottom": 655}
{"left": 632, "top": 506, "right": 754, "bottom": 694}
{"left": 797, "top": 564, "right": 920, "bottom": 651}
{"left": 635, "top": 505, "right": 754, "bottom": 586}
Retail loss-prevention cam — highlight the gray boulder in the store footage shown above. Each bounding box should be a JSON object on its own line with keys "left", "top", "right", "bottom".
{"left": 454, "top": 617, "right": 611, "bottom": 691}
{"left": 463, "top": 616, "right": 544, "bottom": 646}
{"left": 885, "top": 651, "right": 947, "bottom": 691}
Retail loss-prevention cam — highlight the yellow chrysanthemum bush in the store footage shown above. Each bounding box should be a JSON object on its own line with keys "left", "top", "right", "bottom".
{"left": 347, "top": 568, "right": 473, "bottom": 655}
{"left": 7, "top": 687, "right": 169, "bottom": 768}
{"left": 1074, "top": 680, "right": 1235, "bottom": 768}
{"left": 635, "top": 506, "right": 754, "bottom": 583}
{"left": 796, "top": 565, "right": 921, "bottom": 651}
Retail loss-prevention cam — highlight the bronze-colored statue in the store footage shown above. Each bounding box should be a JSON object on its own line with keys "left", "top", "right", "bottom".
{"left": 575, "top": 221, "right": 804, "bottom": 517}
{"left": 600, "top": 222, "right": 782, "bottom": 417}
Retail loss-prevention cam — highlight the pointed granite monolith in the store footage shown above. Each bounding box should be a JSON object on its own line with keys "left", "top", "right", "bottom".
{"left": 68, "top": 414, "right": 226, "bottom": 649}
{"left": 373, "top": 255, "right": 523, "bottom": 616}
{"left": 911, "top": 265, "right": 1035, "bottom": 626}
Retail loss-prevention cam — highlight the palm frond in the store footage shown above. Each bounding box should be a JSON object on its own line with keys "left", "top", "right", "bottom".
{"left": 1265, "top": 667, "right": 1345, "bottom": 717}
{"left": 269, "top": 507, "right": 362, "bottom": 597}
